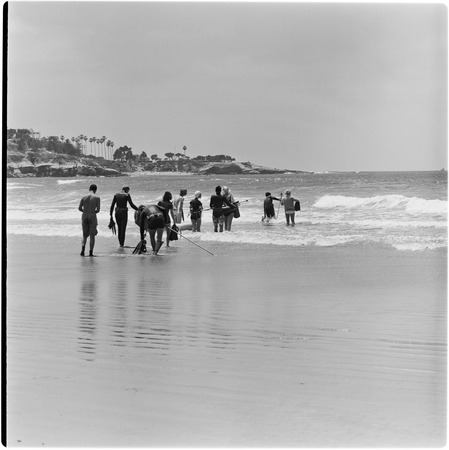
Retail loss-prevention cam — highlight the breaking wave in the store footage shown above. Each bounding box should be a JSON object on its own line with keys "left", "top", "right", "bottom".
{"left": 314, "top": 195, "right": 447, "bottom": 216}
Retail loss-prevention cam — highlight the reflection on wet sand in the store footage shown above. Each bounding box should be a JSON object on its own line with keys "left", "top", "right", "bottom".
{"left": 78, "top": 279, "right": 97, "bottom": 361}
{"left": 7, "top": 237, "right": 444, "bottom": 447}
{"left": 109, "top": 273, "right": 129, "bottom": 348}
{"left": 131, "top": 275, "right": 172, "bottom": 353}
{"left": 77, "top": 258, "right": 101, "bottom": 361}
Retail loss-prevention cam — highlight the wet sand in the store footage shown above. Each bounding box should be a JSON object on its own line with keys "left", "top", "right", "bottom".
{"left": 6, "top": 235, "right": 447, "bottom": 447}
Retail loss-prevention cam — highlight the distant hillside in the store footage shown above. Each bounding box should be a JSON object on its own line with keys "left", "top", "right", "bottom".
{"left": 6, "top": 141, "right": 305, "bottom": 178}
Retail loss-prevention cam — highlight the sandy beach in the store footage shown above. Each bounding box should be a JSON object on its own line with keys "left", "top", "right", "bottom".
{"left": 6, "top": 234, "right": 446, "bottom": 447}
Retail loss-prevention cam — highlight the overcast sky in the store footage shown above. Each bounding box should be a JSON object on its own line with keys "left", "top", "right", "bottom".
{"left": 7, "top": 1, "right": 447, "bottom": 172}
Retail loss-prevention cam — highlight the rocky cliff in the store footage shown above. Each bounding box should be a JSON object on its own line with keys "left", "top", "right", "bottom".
{"left": 6, "top": 143, "right": 301, "bottom": 178}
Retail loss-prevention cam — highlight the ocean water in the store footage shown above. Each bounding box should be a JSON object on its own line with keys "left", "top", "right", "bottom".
{"left": 6, "top": 171, "right": 447, "bottom": 251}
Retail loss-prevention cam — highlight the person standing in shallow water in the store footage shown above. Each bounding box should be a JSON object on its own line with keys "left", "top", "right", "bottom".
{"left": 173, "top": 189, "right": 187, "bottom": 224}
{"left": 262, "top": 192, "right": 281, "bottom": 222}
{"left": 189, "top": 191, "right": 203, "bottom": 232}
{"left": 221, "top": 186, "right": 236, "bottom": 231}
{"left": 210, "top": 185, "right": 232, "bottom": 232}
{"left": 110, "top": 185, "right": 138, "bottom": 247}
{"left": 79, "top": 184, "right": 100, "bottom": 256}
{"left": 158, "top": 191, "right": 175, "bottom": 247}
{"left": 280, "top": 189, "right": 300, "bottom": 226}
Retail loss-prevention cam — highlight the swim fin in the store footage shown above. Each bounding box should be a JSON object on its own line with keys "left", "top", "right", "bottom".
{"left": 108, "top": 218, "right": 116, "bottom": 235}
{"left": 132, "top": 240, "right": 142, "bottom": 254}
{"left": 132, "top": 239, "right": 147, "bottom": 255}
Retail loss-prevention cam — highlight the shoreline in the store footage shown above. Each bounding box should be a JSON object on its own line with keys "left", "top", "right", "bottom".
{"left": 129, "top": 170, "right": 195, "bottom": 177}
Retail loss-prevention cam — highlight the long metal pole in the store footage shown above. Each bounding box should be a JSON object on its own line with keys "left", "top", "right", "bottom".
{"left": 167, "top": 226, "right": 214, "bottom": 256}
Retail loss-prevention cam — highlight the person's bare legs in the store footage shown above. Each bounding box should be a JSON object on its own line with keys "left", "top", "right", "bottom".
{"left": 149, "top": 229, "right": 156, "bottom": 251}
{"left": 80, "top": 236, "right": 87, "bottom": 256}
{"left": 165, "top": 226, "right": 170, "bottom": 247}
{"left": 225, "top": 214, "right": 233, "bottom": 231}
{"left": 88, "top": 233, "right": 96, "bottom": 256}
{"left": 154, "top": 228, "right": 164, "bottom": 254}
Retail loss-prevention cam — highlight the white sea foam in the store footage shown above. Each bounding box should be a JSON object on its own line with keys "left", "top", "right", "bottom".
{"left": 195, "top": 229, "right": 369, "bottom": 248}
{"left": 57, "top": 179, "right": 83, "bottom": 185}
{"left": 6, "top": 219, "right": 446, "bottom": 251}
{"left": 314, "top": 194, "right": 447, "bottom": 215}
{"left": 7, "top": 209, "right": 82, "bottom": 221}
{"left": 7, "top": 183, "right": 44, "bottom": 190}
{"left": 7, "top": 185, "right": 34, "bottom": 190}
{"left": 392, "top": 242, "right": 444, "bottom": 251}
{"left": 404, "top": 197, "right": 448, "bottom": 215}
{"left": 6, "top": 223, "right": 83, "bottom": 237}
{"left": 309, "top": 217, "right": 447, "bottom": 229}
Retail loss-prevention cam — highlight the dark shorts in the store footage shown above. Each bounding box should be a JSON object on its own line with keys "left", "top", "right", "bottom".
{"left": 264, "top": 205, "right": 275, "bottom": 218}
{"left": 212, "top": 209, "right": 223, "bottom": 219}
{"left": 212, "top": 214, "right": 224, "bottom": 225}
{"left": 148, "top": 215, "right": 165, "bottom": 230}
{"left": 82, "top": 214, "right": 98, "bottom": 237}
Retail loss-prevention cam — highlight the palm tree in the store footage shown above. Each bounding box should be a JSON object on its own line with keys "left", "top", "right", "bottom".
{"left": 89, "top": 137, "right": 94, "bottom": 155}
{"left": 183, "top": 145, "right": 187, "bottom": 156}
{"left": 76, "top": 135, "right": 81, "bottom": 154}
{"left": 81, "top": 135, "right": 88, "bottom": 155}
{"left": 100, "top": 136, "right": 106, "bottom": 159}
{"left": 106, "top": 140, "right": 115, "bottom": 160}
{"left": 96, "top": 139, "right": 101, "bottom": 158}
{"left": 75, "top": 137, "right": 81, "bottom": 155}
{"left": 69, "top": 137, "right": 76, "bottom": 154}
{"left": 60, "top": 135, "right": 65, "bottom": 143}
{"left": 110, "top": 141, "right": 114, "bottom": 159}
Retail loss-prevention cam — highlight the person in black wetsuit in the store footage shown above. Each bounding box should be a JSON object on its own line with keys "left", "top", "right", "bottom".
{"left": 209, "top": 185, "right": 232, "bottom": 232}
{"left": 262, "top": 192, "right": 281, "bottom": 222}
{"left": 110, "top": 185, "right": 139, "bottom": 247}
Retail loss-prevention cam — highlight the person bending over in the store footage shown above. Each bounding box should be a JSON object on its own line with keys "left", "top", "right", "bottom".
{"left": 139, "top": 204, "right": 165, "bottom": 255}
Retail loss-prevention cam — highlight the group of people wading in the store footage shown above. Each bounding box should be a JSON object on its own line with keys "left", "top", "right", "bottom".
{"left": 78, "top": 184, "right": 243, "bottom": 256}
